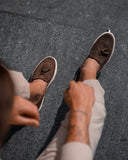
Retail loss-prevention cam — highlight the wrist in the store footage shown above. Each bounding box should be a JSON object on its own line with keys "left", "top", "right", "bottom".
{"left": 71, "top": 103, "right": 92, "bottom": 113}
{"left": 71, "top": 109, "right": 88, "bottom": 116}
{"left": 70, "top": 110, "right": 89, "bottom": 128}
{"left": 67, "top": 111, "right": 90, "bottom": 145}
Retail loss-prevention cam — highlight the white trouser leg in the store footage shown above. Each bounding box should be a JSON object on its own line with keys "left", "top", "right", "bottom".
{"left": 84, "top": 80, "right": 106, "bottom": 155}
{"left": 9, "top": 71, "right": 30, "bottom": 99}
{"left": 37, "top": 80, "right": 106, "bottom": 160}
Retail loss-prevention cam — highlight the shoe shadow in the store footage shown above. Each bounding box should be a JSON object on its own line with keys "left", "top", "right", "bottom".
{"left": 36, "top": 99, "right": 69, "bottom": 158}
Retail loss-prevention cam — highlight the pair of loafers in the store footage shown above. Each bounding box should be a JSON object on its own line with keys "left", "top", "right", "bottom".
{"left": 31, "top": 31, "right": 115, "bottom": 110}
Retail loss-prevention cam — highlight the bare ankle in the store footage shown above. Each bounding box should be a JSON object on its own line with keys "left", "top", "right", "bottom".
{"left": 79, "top": 69, "right": 97, "bottom": 81}
{"left": 78, "top": 58, "right": 99, "bottom": 81}
{"left": 29, "top": 80, "right": 47, "bottom": 104}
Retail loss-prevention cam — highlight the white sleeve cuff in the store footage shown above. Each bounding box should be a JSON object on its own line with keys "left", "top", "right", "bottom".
{"left": 60, "top": 142, "right": 93, "bottom": 160}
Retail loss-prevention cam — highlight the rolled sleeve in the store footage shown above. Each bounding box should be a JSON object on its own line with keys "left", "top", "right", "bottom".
{"left": 60, "top": 142, "right": 93, "bottom": 160}
{"left": 9, "top": 71, "right": 30, "bottom": 99}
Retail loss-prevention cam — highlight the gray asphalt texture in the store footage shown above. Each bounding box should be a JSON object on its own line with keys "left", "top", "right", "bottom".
{"left": 0, "top": 0, "right": 128, "bottom": 160}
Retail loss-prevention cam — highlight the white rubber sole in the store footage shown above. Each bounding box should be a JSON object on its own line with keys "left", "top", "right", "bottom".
{"left": 93, "top": 30, "right": 115, "bottom": 72}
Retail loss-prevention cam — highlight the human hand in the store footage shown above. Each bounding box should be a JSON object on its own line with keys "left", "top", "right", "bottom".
{"left": 64, "top": 81, "right": 95, "bottom": 124}
{"left": 64, "top": 81, "right": 95, "bottom": 144}
{"left": 8, "top": 96, "right": 40, "bottom": 127}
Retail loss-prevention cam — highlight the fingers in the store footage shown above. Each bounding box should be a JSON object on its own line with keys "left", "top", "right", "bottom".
{"left": 69, "top": 81, "right": 88, "bottom": 88}
{"left": 16, "top": 116, "right": 39, "bottom": 127}
{"left": 64, "top": 88, "right": 70, "bottom": 105}
{"left": 10, "top": 96, "right": 40, "bottom": 126}
{"left": 64, "top": 88, "right": 68, "bottom": 98}
{"left": 20, "top": 101, "right": 39, "bottom": 121}
{"left": 69, "top": 81, "right": 76, "bottom": 88}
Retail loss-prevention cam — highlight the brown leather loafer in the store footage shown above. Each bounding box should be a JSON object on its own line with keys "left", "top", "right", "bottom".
{"left": 74, "top": 30, "right": 115, "bottom": 81}
{"left": 31, "top": 56, "right": 57, "bottom": 110}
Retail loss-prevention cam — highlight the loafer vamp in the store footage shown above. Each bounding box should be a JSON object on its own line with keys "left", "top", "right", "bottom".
{"left": 89, "top": 33, "right": 114, "bottom": 67}
{"left": 32, "top": 58, "right": 55, "bottom": 83}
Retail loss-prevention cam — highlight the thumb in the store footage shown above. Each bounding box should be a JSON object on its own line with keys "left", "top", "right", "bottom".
{"left": 16, "top": 116, "right": 40, "bottom": 127}
{"left": 64, "top": 88, "right": 68, "bottom": 101}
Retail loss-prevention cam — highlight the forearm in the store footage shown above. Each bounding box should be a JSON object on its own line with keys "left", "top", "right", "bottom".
{"left": 61, "top": 110, "right": 93, "bottom": 160}
{"left": 66, "top": 110, "right": 90, "bottom": 145}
